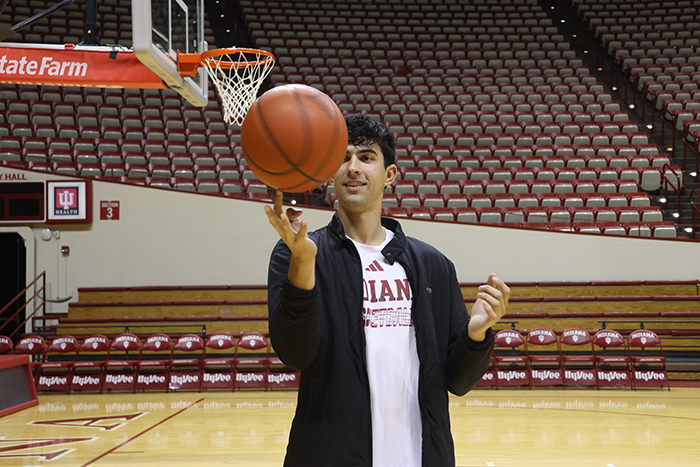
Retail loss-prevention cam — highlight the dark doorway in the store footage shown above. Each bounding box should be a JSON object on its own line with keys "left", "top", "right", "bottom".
{"left": 0, "top": 232, "right": 27, "bottom": 342}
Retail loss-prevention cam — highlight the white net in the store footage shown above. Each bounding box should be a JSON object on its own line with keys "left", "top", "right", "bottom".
{"left": 201, "top": 49, "right": 275, "bottom": 127}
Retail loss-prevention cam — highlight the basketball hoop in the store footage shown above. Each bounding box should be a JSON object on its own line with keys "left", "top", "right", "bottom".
{"left": 178, "top": 48, "right": 275, "bottom": 126}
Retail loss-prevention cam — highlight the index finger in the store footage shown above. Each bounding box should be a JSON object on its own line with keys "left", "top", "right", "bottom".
{"left": 273, "top": 190, "right": 284, "bottom": 217}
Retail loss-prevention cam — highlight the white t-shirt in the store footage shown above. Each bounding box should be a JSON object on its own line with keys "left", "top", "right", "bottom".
{"left": 348, "top": 229, "right": 422, "bottom": 467}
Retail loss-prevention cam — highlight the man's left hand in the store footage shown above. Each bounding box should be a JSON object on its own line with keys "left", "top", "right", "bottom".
{"left": 468, "top": 273, "right": 510, "bottom": 342}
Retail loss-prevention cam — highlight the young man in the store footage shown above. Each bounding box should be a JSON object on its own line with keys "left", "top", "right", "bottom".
{"left": 265, "top": 113, "right": 509, "bottom": 467}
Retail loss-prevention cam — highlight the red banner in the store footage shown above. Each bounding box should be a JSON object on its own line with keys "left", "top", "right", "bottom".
{"left": 0, "top": 44, "right": 167, "bottom": 88}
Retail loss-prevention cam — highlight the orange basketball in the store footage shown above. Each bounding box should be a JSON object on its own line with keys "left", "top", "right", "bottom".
{"left": 240, "top": 84, "right": 348, "bottom": 193}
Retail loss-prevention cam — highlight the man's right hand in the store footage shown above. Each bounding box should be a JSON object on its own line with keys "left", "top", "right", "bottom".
{"left": 265, "top": 190, "right": 317, "bottom": 290}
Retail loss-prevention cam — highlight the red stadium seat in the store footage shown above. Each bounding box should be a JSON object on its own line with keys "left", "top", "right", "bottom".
{"left": 560, "top": 328, "right": 597, "bottom": 389}
{"left": 627, "top": 330, "right": 670, "bottom": 391}
{"left": 235, "top": 332, "right": 270, "bottom": 390}
{"left": 593, "top": 330, "right": 631, "bottom": 389}
{"left": 103, "top": 333, "right": 142, "bottom": 393}
{"left": 494, "top": 330, "right": 529, "bottom": 388}
{"left": 169, "top": 334, "right": 205, "bottom": 392}
{"left": 134, "top": 334, "right": 173, "bottom": 393}
{"left": 203, "top": 332, "right": 236, "bottom": 391}
{"left": 526, "top": 328, "right": 563, "bottom": 388}
{"left": 36, "top": 335, "right": 80, "bottom": 393}
{"left": 70, "top": 335, "right": 111, "bottom": 394}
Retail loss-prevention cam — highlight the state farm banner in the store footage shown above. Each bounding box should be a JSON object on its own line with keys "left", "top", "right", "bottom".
{"left": 0, "top": 43, "right": 167, "bottom": 89}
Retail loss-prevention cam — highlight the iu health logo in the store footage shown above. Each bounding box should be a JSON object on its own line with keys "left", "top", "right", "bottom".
{"left": 54, "top": 186, "right": 79, "bottom": 215}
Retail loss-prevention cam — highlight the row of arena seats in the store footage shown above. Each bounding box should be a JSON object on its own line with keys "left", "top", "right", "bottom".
{"left": 275, "top": 46, "right": 578, "bottom": 61}
{"left": 1, "top": 132, "right": 659, "bottom": 155}
{"left": 394, "top": 165, "right": 665, "bottom": 181}
{"left": 0, "top": 143, "right": 666, "bottom": 165}
{"left": 246, "top": 1, "right": 545, "bottom": 17}
{"left": 263, "top": 32, "right": 571, "bottom": 49}
{"left": 0, "top": 138, "right": 235, "bottom": 156}
{"left": 0, "top": 332, "right": 297, "bottom": 393}
{"left": 305, "top": 87, "right": 613, "bottom": 102}
{"left": 382, "top": 206, "right": 676, "bottom": 226}
{"left": 477, "top": 327, "right": 671, "bottom": 390}
{"left": 389, "top": 132, "right": 650, "bottom": 147}
{"left": 310, "top": 88, "right": 612, "bottom": 103}
{"left": 252, "top": 24, "right": 564, "bottom": 42}
{"left": 317, "top": 75, "right": 600, "bottom": 89}
{"left": 332, "top": 101, "right": 621, "bottom": 113}
{"left": 343, "top": 110, "right": 632, "bottom": 124}
{"left": 624, "top": 61, "right": 700, "bottom": 89}
{"left": 375, "top": 192, "right": 655, "bottom": 210}
{"left": 330, "top": 100, "right": 621, "bottom": 113}
{"left": 0, "top": 85, "right": 212, "bottom": 107}
{"left": 396, "top": 153, "right": 669, "bottom": 169}
{"left": 380, "top": 121, "right": 640, "bottom": 134}
{"left": 618, "top": 53, "right": 700, "bottom": 80}
{"left": 277, "top": 63, "right": 593, "bottom": 78}
{"left": 295, "top": 81, "right": 606, "bottom": 95}
{"left": 250, "top": 18, "right": 557, "bottom": 32}
{"left": 383, "top": 191, "right": 653, "bottom": 207}
{"left": 0, "top": 105, "right": 222, "bottom": 124}
{"left": 379, "top": 179, "right": 653, "bottom": 194}
{"left": 376, "top": 206, "right": 667, "bottom": 227}
{"left": 0, "top": 126, "right": 231, "bottom": 143}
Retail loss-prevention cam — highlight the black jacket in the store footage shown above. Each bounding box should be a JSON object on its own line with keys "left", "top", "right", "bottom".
{"left": 268, "top": 213, "right": 494, "bottom": 467}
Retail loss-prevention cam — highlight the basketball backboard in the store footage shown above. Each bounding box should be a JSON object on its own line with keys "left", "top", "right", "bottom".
{"left": 132, "top": 0, "right": 208, "bottom": 107}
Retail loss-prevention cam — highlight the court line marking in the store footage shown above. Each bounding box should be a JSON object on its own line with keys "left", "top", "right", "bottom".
{"left": 607, "top": 464, "right": 616, "bottom": 467}
{"left": 80, "top": 397, "right": 204, "bottom": 467}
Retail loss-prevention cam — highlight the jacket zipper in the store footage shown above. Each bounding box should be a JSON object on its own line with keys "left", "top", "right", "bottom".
{"left": 345, "top": 236, "right": 374, "bottom": 460}
{"left": 397, "top": 257, "right": 427, "bottom": 466}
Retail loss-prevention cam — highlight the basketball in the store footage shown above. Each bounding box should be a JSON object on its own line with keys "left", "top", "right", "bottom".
{"left": 240, "top": 84, "right": 348, "bottom": 193}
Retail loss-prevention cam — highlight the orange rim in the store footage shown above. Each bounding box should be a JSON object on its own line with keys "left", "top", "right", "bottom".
{"left": 178, "top": 47, "right": 274, "bottom": 76}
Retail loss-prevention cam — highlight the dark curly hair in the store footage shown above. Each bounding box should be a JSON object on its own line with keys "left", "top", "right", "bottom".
{"left": 344, "top": 113, "right": 396, "bottom": 168}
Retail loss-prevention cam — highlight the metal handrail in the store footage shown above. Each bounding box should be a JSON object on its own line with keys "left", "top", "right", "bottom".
{"left": 0, "top": 271, "right": 46, "bottom": 338}
{"left": 661, "top": 163, "right": 684, "bottom": 220}
{"left": 691, "top": 189, "right": 700, "bottom": 239}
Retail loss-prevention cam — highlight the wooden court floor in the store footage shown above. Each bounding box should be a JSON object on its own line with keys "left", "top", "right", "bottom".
{"left": 1, "top": 388, "right": 699, "bottom": 467}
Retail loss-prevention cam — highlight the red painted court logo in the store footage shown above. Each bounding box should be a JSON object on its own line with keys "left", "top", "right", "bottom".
{"left": 54, "top": 186, "right": 79, "bottom": 216}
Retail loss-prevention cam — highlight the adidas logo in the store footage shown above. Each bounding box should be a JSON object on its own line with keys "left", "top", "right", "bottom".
{"left": 365, "top": 260, "right": 384, "bottom": 272}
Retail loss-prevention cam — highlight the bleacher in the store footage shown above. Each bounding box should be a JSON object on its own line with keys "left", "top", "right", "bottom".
{"left": 0, "top": 280, "right": 700, "bottom": 392}
{"left": 1, "top": 0, "right": 693, "bottom": 236}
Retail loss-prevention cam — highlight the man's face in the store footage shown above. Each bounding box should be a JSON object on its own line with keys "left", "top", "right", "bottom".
{"left": 331, "top": 143, "right": 397, "bottom": 213}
